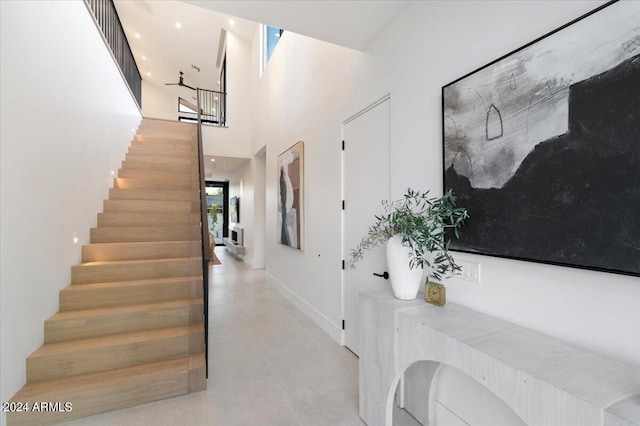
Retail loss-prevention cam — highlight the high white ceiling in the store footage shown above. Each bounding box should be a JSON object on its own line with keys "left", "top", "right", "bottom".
{"left": 182, "top": 0, "right": 411, "bottom": 51}
{"left": 114, "top": 0, "right": 256, "bottom": 94}
{"left": 114, "top": 0, "right": 410, "bottom": 180}
{"left": 204, "top": 155, "right": 250, "bottom": 181}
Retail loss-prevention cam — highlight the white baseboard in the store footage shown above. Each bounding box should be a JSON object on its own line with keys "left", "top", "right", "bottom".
{"left": 265, "top": 273, "right": 342, "bottom": 343}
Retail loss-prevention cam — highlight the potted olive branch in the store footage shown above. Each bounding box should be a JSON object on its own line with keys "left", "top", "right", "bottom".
{"left": 347, "top": 188, "right": 469, "bottom": 301}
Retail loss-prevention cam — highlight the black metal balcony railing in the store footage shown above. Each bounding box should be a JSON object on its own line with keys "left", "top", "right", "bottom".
{"left": 86, "top": 0, "right": 142, "bottom": 107}
{"left": 197, "top": 89, "right": 227, "bottom": 127}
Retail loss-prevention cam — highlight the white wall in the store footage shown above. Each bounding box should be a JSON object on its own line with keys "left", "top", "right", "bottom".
{"left": 253, "top": 0, "right": 640, "bottom": 368}
{"left": 140, "top": 30, "right": 254, "bottom": 158}
{"left": 0, "top": 1, "right": 141, "bottom": 421}
{"left": 227, "top": 149, "right": 266, "bottom": 269}
{"left": 228, "top": 161, "right": 255, "bottom": 266}
{"left": 252, "top": 30, "right": 365, "bottom": 340}
{"left": 252, "top": 147, "right": 267, "bottom": 269}
{"left": 202, "top": 32, "right": 253, "bottom": 158}
{"left": 142, "top": 79, "right": 179, "bottom": 121}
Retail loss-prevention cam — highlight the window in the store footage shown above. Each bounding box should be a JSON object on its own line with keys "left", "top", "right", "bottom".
{"left": 261, "top": 25, "right": 283, "bottom": 74}
{"left": 218, "top": 54, "right": 227, "bottom": 126}
{"left": 178, "top": 116, "right": 218, "bottom": 125}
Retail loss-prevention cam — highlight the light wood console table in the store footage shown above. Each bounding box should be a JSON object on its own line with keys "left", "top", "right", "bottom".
{"left": 359, "top": 290, "right": 639, "bottom": 426}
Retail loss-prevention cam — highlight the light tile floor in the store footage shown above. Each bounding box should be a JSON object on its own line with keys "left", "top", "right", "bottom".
{"left": 59, "top": 247, "right": 365, "bottom": 426}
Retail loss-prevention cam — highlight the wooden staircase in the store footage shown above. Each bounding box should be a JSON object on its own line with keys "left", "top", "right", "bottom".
{"left": 7, "top": 119, "right": 207, "bottom": 425}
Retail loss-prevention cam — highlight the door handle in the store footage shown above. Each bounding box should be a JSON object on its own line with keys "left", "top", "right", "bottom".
{"left": 373, "top": 272, "right": 389, "bottom": 280}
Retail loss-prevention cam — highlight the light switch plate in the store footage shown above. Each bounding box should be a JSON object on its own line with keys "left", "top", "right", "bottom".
{"left": 456, "top": 259, "right": 481, "bottom": 283}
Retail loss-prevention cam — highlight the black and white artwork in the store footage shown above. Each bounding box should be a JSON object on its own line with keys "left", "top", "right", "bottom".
{"left": 443, "top": 1, "right": 640, "bottom": 277}
{"left": 230, "top": 196, "right": 239, "bottom": 223}
{"left": 277, "top": 141, "right": 304, "bottom": 250}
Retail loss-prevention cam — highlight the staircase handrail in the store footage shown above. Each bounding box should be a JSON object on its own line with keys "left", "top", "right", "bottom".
{"left": 195, "top": 88, "right": 227, "bottom": 127}
{"left": 196, "top": 89, "right": 211, "bottom": 376}
{"left": 84, "top": 0, "right": 142, "bottom": 108}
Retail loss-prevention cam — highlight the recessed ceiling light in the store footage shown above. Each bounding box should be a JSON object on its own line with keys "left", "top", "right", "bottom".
{"left": 210, "top": 158, "right": 216, "bottom": 162}
{"left": 229, "top": 19, "right": 235, "bottom": 26}
{"left": 134, "top": 33, "right": 140, "bottom": 38}
{"left": 217, "top": 80, "right": 220, "bottom": 85}
{"left": 146, "top": 72, "right": 151, "bottom": 76}
{"left": 175, "top": 22, "right": 182, "bottom": 29}
{"left": 141, "top": 55, "right": 147, "bottom": 60}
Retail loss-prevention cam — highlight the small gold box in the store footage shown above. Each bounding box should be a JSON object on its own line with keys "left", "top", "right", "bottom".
{"left": 425, "top": 282, "right": 446, "bottom": 306}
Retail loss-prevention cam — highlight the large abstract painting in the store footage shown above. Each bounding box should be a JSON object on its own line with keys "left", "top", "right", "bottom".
{"left": 278, "top": 141, "right": 304, "bottom": 250}
{"left": 443, "top": 1, "right": 640, "bottom": 277}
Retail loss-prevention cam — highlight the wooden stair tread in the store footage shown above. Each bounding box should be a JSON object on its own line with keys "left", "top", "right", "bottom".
{"left": 90, "top": 226, "right": 201, "bottom": 243}
{"left": 122, "top": 152, "right": 198, "bottom": 168}
{"left": 61, "top": 275, "right": 203, "bottom": 290}
{"left": 82, "top": 240, "right": 201, "bottom": 262}
{"left": 11, "top": 356, "right": 191, "bottom": 399}
{"left": 91, "top": 225, "right": 200, "bottom": 231}
{"left": 59, "top": 276, "right": 202, "bottom": 311}
{"left": 48, "top": 298, "right": 202, "bottom": 320}
{"left": 121, "top": 161, "right": 196, "bottom": 171}
{"left": 113, "top": 178, "right": 195, "bottom": 189}
{"left": 109, "top": 188, "right": 198, "bottom": 200}
{"left": 127, "top": 148, "right": 195, "bottom": 157}
{"left": 71, "top": 257, "right": 203, "bottom": 284}
{"left": 134, "top": 135, "right": 194, "bottom": 143}
{"left": 104, "top": 199, "right": 193, "bottom": 206}
{"left": 77, "top": 256, "right": 202, "bottom": 267}
{"left": 82, "top": 240, "right": 200, "bottom": 247}
{"left": 97, "top": 212, "right": 200, "bottom": 226}
{"left": 83, "top": 240, "right": 200, "bottom": 248}
{"left": 30, "top": 323, "right": 204, "bottom": 357}
{"left": 45, "top": 299, "right": 204, "bottom": 343}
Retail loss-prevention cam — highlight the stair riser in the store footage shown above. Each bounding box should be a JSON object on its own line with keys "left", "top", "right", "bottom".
{"left": 82, "top": 241, "right": 201, "bottom": 262}
{"left": 121, "top": 160, "right": 197, "bottom": 173}
{"left": 103, "top": 200, "right": 193, "bottom": 214}
{"left": 137, "top": 123, "right": 194, "bottom": 132}
{"left": 113, "top": 177, "right": 194, "bottom": 190}
{"left": 7, "top": 352, "right": 206, "bottom": 426}
{"left": 134, "top": 134, "right": 194, "bottom": 143}
{"left": 137, "top": 124, "right": 195, "bottom": 138}
{"left": 108, "top": 188, "right": 198, "bottom": 202}
{"left": 117, "top": 168, "right": 199, "bottom": 181}
{"left": 189, "top": 365, "right": 206, "bottom": 393}
{"left": 130, "top": 142, "right": 195, "bottom": 154}
{"left": 97, "top": 212, "right": 200, "bottom": 227}
{"left": 127, "top": 147, "right": 196, "bottom": 159}
{"left": 137, "top": 124, "right": 194, "bottom": 133}
{"left": 90, "top": 227, "right": 201, "bottom": 243}
{"left": 45, "top": 303, "right": 203, "bottom": 343}
{"left": 59, "top": 279, "right": 202, "bottom": 311}
{"left": 124, "top": 154, "right": 195, "bottom": 166}
{"left": 6, "top": 371, "right": 189, "bottom": 426}
{"left": 138, "top": 123, "right": 195, "bottom": 132}
{"left": 71, "top": 258, "right": 202, "bottom": 284}
{"left": 129, "top": 144, "right": 195, "bottom": 156}
{"left": 26, "top": 332, "right": 203, "bottom": 383}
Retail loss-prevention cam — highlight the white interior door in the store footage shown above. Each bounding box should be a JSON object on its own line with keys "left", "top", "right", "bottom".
{"left": 343, "top": 97, "right": 390, "bottom": 355}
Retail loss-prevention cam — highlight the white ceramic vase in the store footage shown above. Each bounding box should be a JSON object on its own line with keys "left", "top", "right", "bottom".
{"left": 386, "top": 234, "right": 423, "bottom": 300}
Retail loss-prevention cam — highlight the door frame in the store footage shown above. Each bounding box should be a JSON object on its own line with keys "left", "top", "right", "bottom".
{"left": 340, "top": 93, "right": 391, "bottom": 346}
{"left": 205, "top": 180, "right": 229, "bottom": 245}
